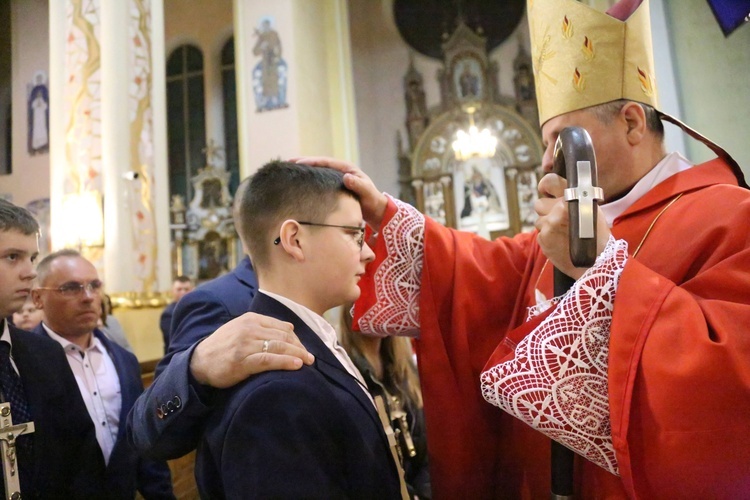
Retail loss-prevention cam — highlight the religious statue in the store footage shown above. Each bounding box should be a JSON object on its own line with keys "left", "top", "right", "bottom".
{"left": 27, "top": 72, "right": 49, "bottom": 155}
{"left": 404, "top": 74, "right": 428, "bottom": 149}
{"left": 252, "top": 17, "right": 289, "bottom": 112}
{"left": 459, "top": 64, "right": 479, "bottom": 98}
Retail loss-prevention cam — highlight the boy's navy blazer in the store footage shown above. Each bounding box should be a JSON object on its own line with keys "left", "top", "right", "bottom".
{"left": 6, "top": 324, "right": 106, "bottom": 498}
{"left": 195, "top": 293, "right": 402, "bottom": 500}
{"left": 34, "top": 325, "right": 174, "bottom": 499}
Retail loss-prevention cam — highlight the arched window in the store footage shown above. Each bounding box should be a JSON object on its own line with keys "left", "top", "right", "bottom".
{"left": 166, "top": 44, "right": 206, "bottom": 202}
{"left": 221, "top": 37, "right": 240, "bottom": 195}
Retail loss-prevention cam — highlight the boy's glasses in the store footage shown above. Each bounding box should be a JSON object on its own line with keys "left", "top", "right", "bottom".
{"left": 273, "top": 221, "right": 366, "bottom": 249}
{"left": 36, "top": 280, "right": 104, "bottom": 297}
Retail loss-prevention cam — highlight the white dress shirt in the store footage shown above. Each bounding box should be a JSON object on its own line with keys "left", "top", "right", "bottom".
{"left": 0, "top": 319, "right": 19, "bottom": 374}
{"left": 43, "top": 324, "right": 121, "bottom": 465}
{"left": 601, "top": 151, "right": 693, "bottom": 227}
{"left": 259, "top": 290, "right": 375, "bottom": 406}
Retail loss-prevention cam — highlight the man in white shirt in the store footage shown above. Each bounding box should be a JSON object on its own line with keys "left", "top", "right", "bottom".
{"left": 32, "top": 249, "right": 174, "bottom": 499}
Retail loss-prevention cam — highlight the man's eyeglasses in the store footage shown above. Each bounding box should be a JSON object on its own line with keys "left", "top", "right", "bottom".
{"left": 274, "top": 221, "right": 366, "bottom": 249}
{"left": 36, "top": 280, "right": 104, "bottom": 297}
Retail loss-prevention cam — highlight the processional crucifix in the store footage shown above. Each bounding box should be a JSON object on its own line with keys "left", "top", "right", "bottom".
{"left": 0, "top": 403, "right": 35, "bottom": 500}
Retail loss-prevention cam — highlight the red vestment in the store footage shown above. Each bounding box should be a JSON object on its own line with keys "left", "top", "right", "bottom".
{"left": 354, "top": 158, "right": 750, "bottom": 499}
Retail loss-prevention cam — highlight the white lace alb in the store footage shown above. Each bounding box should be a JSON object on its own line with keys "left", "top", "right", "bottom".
{"left": 357, "top": 195, "right": 424, "bottom": 337}
{"left": 481, "top": 236, "right": 628, "bottom": 475}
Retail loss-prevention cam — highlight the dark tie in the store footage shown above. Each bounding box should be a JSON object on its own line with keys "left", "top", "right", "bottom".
{"left": 0, "top": 340, "right": 34, "bottom": 470}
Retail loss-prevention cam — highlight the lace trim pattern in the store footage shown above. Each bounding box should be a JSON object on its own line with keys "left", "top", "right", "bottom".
{"left": 358, "top": 195, "right": 424, "bottom": 337}
{"left": 480, "top": 236, "right": 628, "bottom": 475}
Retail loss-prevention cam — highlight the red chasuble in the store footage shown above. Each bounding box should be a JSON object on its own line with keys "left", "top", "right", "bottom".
{"left": 354, "top": 158, "right": 750, "bottom": 499}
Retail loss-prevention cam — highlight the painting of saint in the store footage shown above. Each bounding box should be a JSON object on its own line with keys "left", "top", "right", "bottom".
{"left": 455, "top": 158, "right": 509, "bottom": 238}
{"left": 27, "top": 71, "right": 49, "bottom": 155}
{"left": 453, "top": 58, "right": 483, "bottom": 101}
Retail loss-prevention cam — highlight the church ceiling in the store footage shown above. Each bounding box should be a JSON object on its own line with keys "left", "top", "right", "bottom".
{"left": 393, "top": 0, "right": 526, "bottom": 59}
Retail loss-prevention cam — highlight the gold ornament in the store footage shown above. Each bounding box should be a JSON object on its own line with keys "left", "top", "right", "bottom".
{"left": 529, "top": 0, "right": 658, "bottom": 125}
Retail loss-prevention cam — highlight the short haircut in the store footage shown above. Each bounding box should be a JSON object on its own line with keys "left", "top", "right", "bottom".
{"left": 588, "top": 99, "right": 664, "bottom": 140}
{"left": 173, "top": 275, "right": 193, "bottom": 284}
{"left": 35, "top": 248, "right": 83, "bottom": 286}
{"left": 0, "top": 199, "right": 39, "bottom": 236}
{"left": 239, "top": 160, "right": 358, "bottom": 269}
{"left": 232, "top": 176, "right": 252, "bottom": 239}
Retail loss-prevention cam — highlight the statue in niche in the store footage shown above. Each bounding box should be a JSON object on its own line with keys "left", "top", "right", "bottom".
{"left": 404, "top": 58, "right": 429, "bottom": 150}
{"left": 459, "top": 64, "right": 479, "bottom": 98}
{"left": 252, "top": 17, "right": 289, "bottom": 112}
{"left": 198, "top": 231, "right": 229, "bottom": 280}
{"left": 406, "top": 81, "right": 427, "bottom": 126}
{"left": 171, "top": 142, "right": 239, "bottom": 282}
{"left": 27, "top": 71, "right": 49, "bottom": 155}
{"left": 453, "top": 57, "right": 483, "bottom": 101}
{"left": 515, "top": 62, "right": 534, "bottom": 101}
{"left": 200, "top": 179, "right": 223, "bottom": 209}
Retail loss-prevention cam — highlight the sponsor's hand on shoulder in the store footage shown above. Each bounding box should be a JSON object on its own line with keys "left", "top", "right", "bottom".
{"left": 190, "top": 312, "right": 314, "bottom": 388}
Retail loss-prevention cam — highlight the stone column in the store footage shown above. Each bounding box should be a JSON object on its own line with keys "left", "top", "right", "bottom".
{"left": 50, "top": 0, "right": 171, "bottom": 362}
{"left": 49, "top": 0, "right": 170, "bottom": 295}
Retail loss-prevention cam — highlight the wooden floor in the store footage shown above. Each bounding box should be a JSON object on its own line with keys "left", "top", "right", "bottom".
{"left": 169, "top": 451, "right": 199, "bottom": 499}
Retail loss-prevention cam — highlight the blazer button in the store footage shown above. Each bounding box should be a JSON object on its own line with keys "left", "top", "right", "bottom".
{"left": 166, "top": 401, "right": 175, "bottom": 413}
{"left": 161, "top": 403, "right": 169, "bottom": 416}
{"left": 156, "top": 406, "right": 165, "bottom": 419}
{"left": 172, "top": 396, "right": 182, "bottom": 409}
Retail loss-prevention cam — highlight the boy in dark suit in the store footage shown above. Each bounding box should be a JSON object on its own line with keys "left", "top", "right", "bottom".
{"left": 0, "top": 199, "right": 106, "bottom": 498}
{"left": 195, "top": 161, "right": 404, "bottom": 499}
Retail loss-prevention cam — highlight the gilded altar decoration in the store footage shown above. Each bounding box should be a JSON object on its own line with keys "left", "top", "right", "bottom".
{"left": 398, "top": 22, "right": 544, "bottom": 239}
{"left": 170, "top": 143, "right": 239, "bottom": 282}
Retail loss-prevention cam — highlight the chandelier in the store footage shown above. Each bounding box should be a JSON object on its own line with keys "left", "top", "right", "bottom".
{"left": 452, "top": 106, "right": 498, "bottom": 161}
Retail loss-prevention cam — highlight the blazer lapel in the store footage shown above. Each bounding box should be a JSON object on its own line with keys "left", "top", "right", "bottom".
{"left": 235, "top": 256, "right": 258, "bottom": 291}
{"left": 93, "top": 330, "right": 133, "bottom": 441}
{"left": 10, "top": 326, "right": 54, "bottom": 483}
{"left": 249, "top": 294, "right": 385, "bottom": 437}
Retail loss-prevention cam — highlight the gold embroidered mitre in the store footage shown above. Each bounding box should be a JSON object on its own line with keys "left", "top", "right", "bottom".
{"left": 529, "top": 0, "right": 658, "bottom": 126}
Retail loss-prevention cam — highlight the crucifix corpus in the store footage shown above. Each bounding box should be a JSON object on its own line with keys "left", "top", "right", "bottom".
{"left": 0, "top": 403, "right": 35, "bottom": 500}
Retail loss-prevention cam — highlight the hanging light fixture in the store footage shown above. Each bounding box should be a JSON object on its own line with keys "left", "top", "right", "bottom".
{"left": 452, "top": 106, "right": 498, "bottom": 161}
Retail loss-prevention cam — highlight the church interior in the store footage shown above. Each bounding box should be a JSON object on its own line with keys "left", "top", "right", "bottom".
{"left": 0, "top": 0, "right": 749, "bottom": 494}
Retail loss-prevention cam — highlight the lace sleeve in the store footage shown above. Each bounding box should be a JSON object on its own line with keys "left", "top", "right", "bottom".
{"left": 480, "top": 236, "right": 629, "bottom": 475}
{"left": 356, "top": 195, "right": 425, "bottom": 337}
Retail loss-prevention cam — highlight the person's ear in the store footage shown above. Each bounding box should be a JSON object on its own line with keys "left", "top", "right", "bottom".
{"left": 277, "top": 220, "right": 305, "bottom": 261}
{"left": 31, "top": 290, "right": 43, "bottom": 309}
{"left": 621, "top": 102, "right": 647, "bottom": 145}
